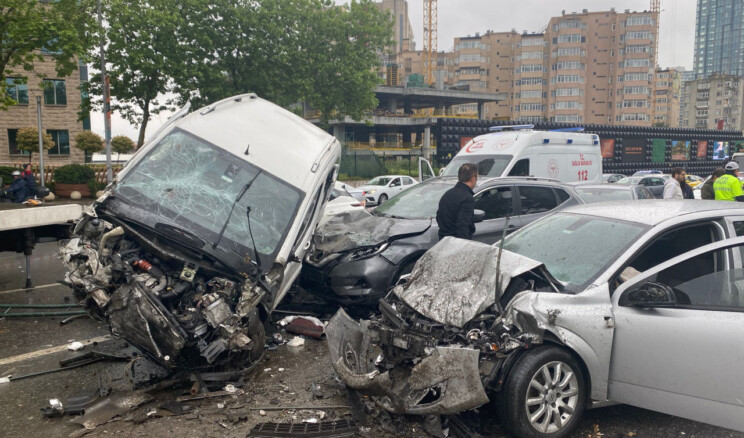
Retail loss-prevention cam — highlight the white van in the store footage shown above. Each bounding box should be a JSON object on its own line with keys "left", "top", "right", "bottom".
{"left": 420, "top": 125, "right": 603, "bottom": 183}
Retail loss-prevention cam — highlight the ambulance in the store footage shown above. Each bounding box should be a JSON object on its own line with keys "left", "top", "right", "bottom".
{"left": 419, "top": 125, "right": 603, "bottom": 183}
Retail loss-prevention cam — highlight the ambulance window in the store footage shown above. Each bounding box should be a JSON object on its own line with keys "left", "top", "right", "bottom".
{"left": 508, "top": 159, "right": 530, "bottom": 177}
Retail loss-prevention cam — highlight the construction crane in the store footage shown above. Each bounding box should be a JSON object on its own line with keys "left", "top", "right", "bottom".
{"left": 423, "top": 0, "right": 437, "bottom": 86}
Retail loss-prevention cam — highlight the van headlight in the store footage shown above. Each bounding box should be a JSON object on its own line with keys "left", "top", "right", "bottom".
{"left": 342, "top": 243, "right": 389, "bottom": 262}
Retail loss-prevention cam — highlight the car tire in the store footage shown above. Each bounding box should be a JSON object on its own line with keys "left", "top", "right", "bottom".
{"left": 497, "top": 345, "right": 586, "bottom": 438}
{"left": 378, "top": 194, "right": 388, "bottom": 204}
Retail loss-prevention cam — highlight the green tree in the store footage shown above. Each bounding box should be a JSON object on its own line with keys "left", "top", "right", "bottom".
{"left": 0, "top": 0, "right": 95, "bottom": 109}
{"left": 173, "top": 0, "right": 392, "bottom": 124}
{"left": 16, "top": 127, "right": 54, "bottom": 161}
{"left": 74, "top": 131, "right": 104, "bottom": 161}
{"left": 86, "top": 0, "right": 192, "bottom": 147}
{"left": 111, "top": 135, "right": 135, "bottom": 161}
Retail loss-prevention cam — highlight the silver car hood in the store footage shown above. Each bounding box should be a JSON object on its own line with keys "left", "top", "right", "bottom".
{"left": 394, "top": 237, "right": 543, "bottom": 328}
{"left": 312, "top": 209, "right": 431, "bottom": 253}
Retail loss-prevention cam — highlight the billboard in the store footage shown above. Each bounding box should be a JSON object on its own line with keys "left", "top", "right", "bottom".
{"left": 671, "top": 140, "right": 690, "bottom": 161}
{"left": 713, "top": 141, "right": 729, "bottom": 160}
{"left": 459, "top": 136, "right": 474, "bottom": 149}
{"left": 651, "top": 139, "right": 666, "bottom": 163}
{"left": 623, "top": 138, "right": 645, "bottom": 162}
{"left": 600, "top": 139, "right": 615, "bottom": 158}
{"left": 697, "top": 140, "right": 708, "bottom": 158}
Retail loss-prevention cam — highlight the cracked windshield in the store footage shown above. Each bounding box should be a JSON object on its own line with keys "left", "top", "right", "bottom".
{"left": 115, "top": 130, "right": 301, "bottom": 262}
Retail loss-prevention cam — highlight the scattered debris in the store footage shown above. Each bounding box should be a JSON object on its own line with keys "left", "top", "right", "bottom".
{"left": 279, "top": 316, "right": 325, "bottom": 339}
{"left": 175, "top": 389, "right": 244, "bottom": 403}
{"left": 159, "top": 401, "right": 191, "bottom": 415}
{"left": 249, "top": 405, "right": 351, "bottom": 411}
{"left": 67, "top": 342, "right": 85, "bottom": 351}
{"left": 72, "top": 391, "right": 153, "bottom": 430}
{"left": 259, "top": 410, "right": 267, "bottom": 416}
{"left": 286, "top": 337, "right": 305, "bottom": 347}
{"left": 223, "top": 384, "right": 238, "bottom": 393}
{"left": 249, "top": 419, "right": 359, "bottom": 438}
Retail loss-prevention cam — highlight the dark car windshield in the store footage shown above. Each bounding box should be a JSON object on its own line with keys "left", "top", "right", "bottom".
{"left": 374, "top": 180, "right": 453, "bottom": 219}
{"left": 503, "top": 213, "right": 647, "bottom": 292}
{"left": 575, "top": 187, "right": 633, "bottom": 203}
{"left": 114, "top": 129, "right": 302, "bottom": 269}
{"left": 443, "top": 155, "right": 513, "bottom": 177}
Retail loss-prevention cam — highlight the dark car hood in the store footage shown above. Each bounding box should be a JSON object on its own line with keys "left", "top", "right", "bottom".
{"left": 312, "top": 209, "right": 431, "bottom": 253}
{"left": 394, "top": 237, "right": 544, "bottom": 328}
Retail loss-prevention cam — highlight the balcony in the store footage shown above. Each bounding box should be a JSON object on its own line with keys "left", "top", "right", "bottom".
{"left": 696, "top": 102, "right": 709, "bottom": 108}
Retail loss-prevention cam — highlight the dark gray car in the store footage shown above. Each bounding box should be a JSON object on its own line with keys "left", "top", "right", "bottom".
{"left": 300, "top": 176, "right": 583, "bottom": 305}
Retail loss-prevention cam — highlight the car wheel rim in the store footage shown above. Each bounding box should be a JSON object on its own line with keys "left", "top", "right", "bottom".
{"left": 525, "top": 360, "right": 579, "bottom": 434}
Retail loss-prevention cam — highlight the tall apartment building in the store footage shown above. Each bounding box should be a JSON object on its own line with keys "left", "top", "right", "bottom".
{"left": 445, "top": 8, "right": 661, "bottom": 126}
{"left": 694, "top": 0, "right": 744, "bottom": 78}
{"left": 678, "top": 69, "right": 697, "bottom": 126}
{"left": 1, "top": 56, "right": 89, "bottom": 165}
{"left": 681, "top": 74, "right": 744, "bottom": 130}
{"left": 375, "top": 0, "right": 416, "bottom": 85}
{"left": 653, "top": 68, "right": 682, "bottom": 127}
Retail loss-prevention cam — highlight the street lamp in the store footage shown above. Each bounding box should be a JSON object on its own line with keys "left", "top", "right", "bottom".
{"left": 35, "top": 96, "right": 45, "bottom": 187}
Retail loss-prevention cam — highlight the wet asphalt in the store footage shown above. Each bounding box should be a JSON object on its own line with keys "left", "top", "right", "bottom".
{"left": 0, "top": 241, "right": 741, "bottom": 438}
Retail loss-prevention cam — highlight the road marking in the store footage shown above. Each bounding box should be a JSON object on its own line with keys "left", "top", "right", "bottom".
{"left": 0, "top": 283, "right": 66, "bottom": 295}
{"left": 0, "top": 335, "right": 112, "bottom": 366}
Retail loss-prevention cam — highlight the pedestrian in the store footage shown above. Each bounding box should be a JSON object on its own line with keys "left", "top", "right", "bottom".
{"left": 436, "top": 163, "right": 477, "bottom": 240}
{"left": 22, "top": 163, "right": 38, "bottom": 198}
{"left": 0, "top": 170, "right": 29, "bottom": 203}
{"left": 681, "top": 180, "right": 695, "bottom": 199}
{"left": 701, "top": 168, "right": 725, "bottom": 200}
{"left": 663, "top": 167, "right": 685, "bottom": 200}
{"left": 713, "top": 162, "right": 744, "bottom": 202}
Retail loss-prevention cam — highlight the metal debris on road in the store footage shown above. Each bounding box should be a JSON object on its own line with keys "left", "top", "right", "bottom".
{"left": 249, "top": 419, "right": 359, "bottom": 438}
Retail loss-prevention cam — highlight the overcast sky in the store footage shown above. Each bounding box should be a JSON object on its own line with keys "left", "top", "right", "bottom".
{"left": 91, "top": 0, "right": 697, "bottom": 142}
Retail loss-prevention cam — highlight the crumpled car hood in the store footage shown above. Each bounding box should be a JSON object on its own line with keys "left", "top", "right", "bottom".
{"left": 394, "top": 237, "right": 543, "bottom": 328}
{"left": 312, "top": 209, "right": 430, "bottom": 253}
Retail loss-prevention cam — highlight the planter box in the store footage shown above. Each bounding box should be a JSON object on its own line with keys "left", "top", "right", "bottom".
{"left": 56, "top": 183, "right": 91, "bottom": 198}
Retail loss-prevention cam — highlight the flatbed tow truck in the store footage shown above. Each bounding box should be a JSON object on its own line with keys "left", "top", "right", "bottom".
{"left": 0, "top": 201, "right": 83, "bottom": 288}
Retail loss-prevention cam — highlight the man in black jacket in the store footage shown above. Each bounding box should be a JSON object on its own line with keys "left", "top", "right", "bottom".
{"left": 436, "top": 163, "right": 478, "bottom": 240}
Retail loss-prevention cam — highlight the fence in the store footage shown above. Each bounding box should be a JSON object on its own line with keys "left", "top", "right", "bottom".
{"left": 338, "top": 148, "right": 441, "bottom": 180}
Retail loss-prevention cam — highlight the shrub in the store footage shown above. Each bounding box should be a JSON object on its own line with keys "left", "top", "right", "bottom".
{"left": 0, "top": 166, "right": 16, "bottom": 186}
{"left": 16, "top": 127, "right": 54, "bottom": 161}
{"left": 75, "top": 131, "right": 104, "bottom": 156}
{"left": 54, "top": 164, "right": 96, "bottom": 184}
{"left": 111, "top": 135, "right": 135, "bottom": 154}
{"left": 87, "top": 179, "right": 107, "bottom": 195}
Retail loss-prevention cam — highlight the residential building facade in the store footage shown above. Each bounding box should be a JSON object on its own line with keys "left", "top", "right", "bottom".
{"left": 694, "top": 0, "right": 744, "bottom": 79}
{"left": 681, "top": 74, "right": 744, "bottom": 130}
{"left": 653, "top": 68, "right": 682, "bottom": 127}
{"left": 1, "top": 55, "right": 88, "bottom": 165}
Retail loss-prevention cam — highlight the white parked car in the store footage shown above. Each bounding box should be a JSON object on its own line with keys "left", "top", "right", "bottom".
{"left": 351, "top": 175, "right": 418, "bottom": 206}
{"left": 319, "top": 182, "right": 366, "bottom": 225}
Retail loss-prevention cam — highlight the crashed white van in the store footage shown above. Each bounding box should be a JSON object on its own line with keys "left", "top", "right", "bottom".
{"left": 61, "top": 94, "right": 341, "bottom": 371}
{"left": 424, "top": 125, "right": 602, "bottom": 184}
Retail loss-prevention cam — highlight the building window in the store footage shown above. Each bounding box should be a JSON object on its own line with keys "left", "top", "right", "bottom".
{"left": 625, "top": 30, "right": 652, "bottom": 40}
{"left": 43, "top": 79, "right": 67, "bottom": 105}
{"left": 7, "top": 129, "right": 29, "bottom": 156}
{"left": 47, "top": 130, "right": 70, "bottom": 155}
{"left": 5, "top": 78, "right": 29, "bottom": 104}
{"left": 557, "top": 34, "right": 584, "bottom": 43}
{"left": 626, "top": 15, "right": 654, "bottom": 26}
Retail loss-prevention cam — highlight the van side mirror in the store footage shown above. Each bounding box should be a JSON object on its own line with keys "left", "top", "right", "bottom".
{"left": 474, "top": 209, "right": 486, "bottom": 223}
{"left": 619, "top": 282, "right": 677, "bottom": 307}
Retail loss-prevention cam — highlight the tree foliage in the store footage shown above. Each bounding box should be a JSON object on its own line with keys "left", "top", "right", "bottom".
{"left": 87, "top": 0, "right": 392, "bottom": 145}
{"left": 0, "top": 0, "right": 95, "bottom": 109}
{"left": 16, "top": 127, "right": 54, "bottom": 161}
{"left": 75, "top": 131, "right": 104, "bottom": 155}
{"left": 111, "top": 135, "right": 135, "bottom": 154}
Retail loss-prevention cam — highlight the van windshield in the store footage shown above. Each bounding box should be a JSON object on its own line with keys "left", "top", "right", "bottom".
{"left": 443, "top": 155, "right": 513, "bottom": 177}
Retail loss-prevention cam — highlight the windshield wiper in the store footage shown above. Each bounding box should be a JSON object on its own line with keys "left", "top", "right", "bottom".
{"left": 213, "top": 173, "right": 260, "bottom": 250}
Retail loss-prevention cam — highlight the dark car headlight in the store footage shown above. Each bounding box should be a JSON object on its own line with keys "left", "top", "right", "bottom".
{"left": 341, "top": 242, "right": 389, "bottom": 262}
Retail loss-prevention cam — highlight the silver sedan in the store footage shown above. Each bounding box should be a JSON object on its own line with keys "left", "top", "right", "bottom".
{"left": 327, "top": 200, "right": 744, "bottom": 437}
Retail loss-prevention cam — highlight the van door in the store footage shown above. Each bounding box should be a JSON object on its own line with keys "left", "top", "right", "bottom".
{"left": 533, "top": 153, "right": 567, "bottom": 181}
{"left": 567, "top": 151, "right": 601, "bottom": 183}
{"left": 418, "top": 157, "right": 435, "bottom": 181}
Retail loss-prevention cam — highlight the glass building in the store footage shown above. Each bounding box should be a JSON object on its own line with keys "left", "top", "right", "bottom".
{"left": 694, "top": 0, "right": 744, "bottom": 78}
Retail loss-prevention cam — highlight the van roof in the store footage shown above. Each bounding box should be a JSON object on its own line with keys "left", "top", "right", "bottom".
{"left": 459, "top": 130, "right": 599, "bottom": 157}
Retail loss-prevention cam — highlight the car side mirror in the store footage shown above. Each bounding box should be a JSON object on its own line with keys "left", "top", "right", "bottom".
{"left": 474, "top": 209, "right": 486, "bottom": 223}
{"left": 619, "top": 282, "right": 677, "bottom": 307}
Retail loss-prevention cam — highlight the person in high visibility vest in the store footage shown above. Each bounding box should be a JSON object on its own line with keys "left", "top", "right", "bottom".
{"left": 713, "top": 161, "right": 744, "bottom": 202}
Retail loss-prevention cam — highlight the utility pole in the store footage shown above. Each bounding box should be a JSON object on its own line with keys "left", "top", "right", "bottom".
{"left": 98, "top": 0, "right": 113, "bottom": 183}
{"left": 35, "top": 96, "right": 45, "bottom": 187}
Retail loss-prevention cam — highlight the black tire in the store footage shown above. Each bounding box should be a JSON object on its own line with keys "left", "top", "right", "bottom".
{"left": 378, "top": 194, "right": 388, "bottom": 204}
{"left": 497, "top": 345, "right": 587, "bottom": 438}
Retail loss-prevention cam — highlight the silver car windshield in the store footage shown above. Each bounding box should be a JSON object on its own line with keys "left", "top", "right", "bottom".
{"left": 374, "top": 181, "right": 453, "bottom": 219}
{"left": 114, "top": 129, "right": 302, "bottom": 266}
{"left": 443, "top": 155, "right": 513, "bottom": 177}
{"left": 503, "top": 213, "right": 647, "bottom": 291}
